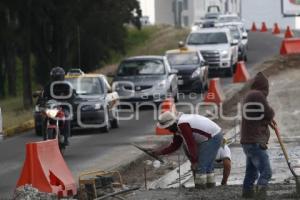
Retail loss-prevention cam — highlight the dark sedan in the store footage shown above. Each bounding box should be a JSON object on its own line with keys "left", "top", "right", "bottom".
{"left": 165, "top": 48, "right": 209, "bottom": 93}
{"left": 34, "top": 74, "right": 119, "bottom": 135}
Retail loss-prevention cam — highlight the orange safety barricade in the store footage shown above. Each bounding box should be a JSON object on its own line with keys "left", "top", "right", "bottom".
{"left": 156, "top": 98, "right": 176, "bottom": 135}
{"left": 272, "top": 23, "right": 281, "bottom": 34}
{"left": 16, "top": 139, "right": 77, "bottom": 197}
{"left": 204, "top": 78, "right": 224, "bottom": 104}
{"left": 261, "top": 22, "right": 268, "bottom": 32}
{"left": 285, "top": 26, "right": 294, "bottom": 38}
{"left": 280, "top": 38, "right": 300, "bottom": 55}
{"left": 233, "top": 62, "right": 250, "bottom": 83}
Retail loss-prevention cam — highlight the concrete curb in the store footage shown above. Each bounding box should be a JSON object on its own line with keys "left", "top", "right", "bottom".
{"left": 3, "top": 119, "right": 34, "bottom": 137}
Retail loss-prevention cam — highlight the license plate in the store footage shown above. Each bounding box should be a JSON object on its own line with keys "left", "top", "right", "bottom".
{"left": 178, "top": 80, "right": 184, "bottom": 85}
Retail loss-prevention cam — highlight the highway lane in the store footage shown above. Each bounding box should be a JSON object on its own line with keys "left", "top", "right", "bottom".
{"left": 0, "top": 32, "right": 283, "bottom": 198}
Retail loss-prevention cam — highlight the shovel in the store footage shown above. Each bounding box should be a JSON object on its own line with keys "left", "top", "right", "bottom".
{"left": 270, "top": 120, "right": 300, "bottom": 196}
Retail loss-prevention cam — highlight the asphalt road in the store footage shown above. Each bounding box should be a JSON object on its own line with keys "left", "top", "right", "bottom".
{"left": 0, "top": 31, "right": 283, "bottom": 198}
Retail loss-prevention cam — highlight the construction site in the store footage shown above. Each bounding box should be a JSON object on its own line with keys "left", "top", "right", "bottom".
{"left": 1, "top": 1, "right": 300, "bottom": 200}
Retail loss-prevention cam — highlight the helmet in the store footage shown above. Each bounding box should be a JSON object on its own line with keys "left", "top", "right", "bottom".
{"left": 157, "top": 111, "right": 177, "bottom": 129}
{"left": 50, "top": 67, "right": 65, "bottom": 81}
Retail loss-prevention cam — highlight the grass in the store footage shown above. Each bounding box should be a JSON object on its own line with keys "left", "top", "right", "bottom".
{"left": 0, "top": 97, "right": 34, "bottom": 129}
{"left": 0, "top": 25, "right": 189, "bottom": 131}
{"left": 95, "top": 25, "right": 189, "bottom": 75}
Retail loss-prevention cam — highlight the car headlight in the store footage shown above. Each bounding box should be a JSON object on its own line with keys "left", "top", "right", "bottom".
{"left": 155, "top": 80, "right": 167, "bottom": 89}
{"left": 94, "top": 103, "right": 102, "bottom": 110}
{"left": 221, "top": 50, "right": 229, "bottom": 59}
{"left": 35, "top": 105, "right": 40, "bottom": 112}
{"left": 191, "top": 68, "right": 201, "bottom": 79}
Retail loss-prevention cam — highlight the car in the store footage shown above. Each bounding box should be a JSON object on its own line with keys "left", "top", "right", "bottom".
{"left": 34, "top": 74, "right": 120, "bottom": 135}
{"left": 186, "top": 27, "right": 239, "bottom": 77}
{"left": 226, "top": 25, "right": 247, "bottom": 62}
{"left": 216, "top": 21, "right": 248, "bottom": 49}
{"left": 112, "top": 56, "right": 179, "bottom": 104}
{"left": 218, "top": 14, "right": 241, "bottom": 23}
{"left": 66, "top": 68, "right": 85, "bottom": 76}
{"left": 165, "top": 47, "right": 209, "bottom": 93}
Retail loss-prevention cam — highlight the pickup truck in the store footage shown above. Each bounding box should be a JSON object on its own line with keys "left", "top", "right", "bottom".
{"left": 186, "top": 27, "right": 238, "bottom": 76}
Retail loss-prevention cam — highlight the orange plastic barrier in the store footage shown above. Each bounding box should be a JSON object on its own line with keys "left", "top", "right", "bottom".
{"left": 272, "top": 23, "right": 281, "bottom": 34}
{"left": 156, "top": 98, "right": 176, "bottom": 135}
{"left": 261, "top": 22, "right": 268, "bottom": 32}
{"left": 251, "top": 22, "right": 257, "bottom": 32}
{"left": 204, "top": 78, "right": 224, "bottom": 104}
{"left": 280, "top": 38, "right": 300, "bottom": 55}
{"left": 16, "top": 139, "right": 77, "bottom": 197}
{"left": 233, "top": 62, "right": 250, "bottom": 83}
{"left": 285, "top": 26, "right": 294, "bottom": 38}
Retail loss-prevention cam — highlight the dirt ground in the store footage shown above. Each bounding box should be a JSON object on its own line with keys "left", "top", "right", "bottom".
{"left": 128, "top": 184, "right": 299, "bottom": 200}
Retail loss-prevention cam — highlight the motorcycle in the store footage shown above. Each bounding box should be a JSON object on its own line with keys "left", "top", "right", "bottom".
{"left": 41, "top": 100, "right": 68, "bottom": 154}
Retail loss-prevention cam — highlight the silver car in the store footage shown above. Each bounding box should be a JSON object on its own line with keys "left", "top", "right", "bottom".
{"left": 112, "top": 56, "right": 179, "bottom": 104}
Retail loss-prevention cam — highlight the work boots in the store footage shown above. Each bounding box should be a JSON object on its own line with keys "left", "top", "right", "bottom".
{"left": 256, "top": 186, "right": 267, "bottom": 200}
{"left": 206, "top": 173, "right": 216, "bottom": 188}
{"left": 194, "top": 173, "right": 206, "bottom": 189}
{"left": 242, "top": 187, "right": 255, "bottom": 198}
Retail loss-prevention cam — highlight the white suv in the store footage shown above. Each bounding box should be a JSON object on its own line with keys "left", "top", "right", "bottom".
{"left": 186, "top": 27, "right": 238, "bottom": 76}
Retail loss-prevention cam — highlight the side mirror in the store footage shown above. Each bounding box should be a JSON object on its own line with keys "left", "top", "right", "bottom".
{"left": 242, "top": 32, "right": 248, "bottom": 39}
{"left": 32, "top": 91, "right": 42, "bottom": 98}
{"left": 178, "top": 41, "right": 185, "bottom": 48}
{"left": 231, "top": 39, "right": 239, "bottom": 46}
{"left": 201, "top": 60, "right": 209, "bottom": 66}
{"left": 170, "top": 69, "right": 178, "bottom": 75}
{"left": 106, "top": 72, "right": 115, "bottom": 78}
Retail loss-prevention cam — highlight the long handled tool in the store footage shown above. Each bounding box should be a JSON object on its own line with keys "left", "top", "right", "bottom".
{"left": 131, "top": 143, "right": 164, "bottom": 163}
{"left": 271, "top": 121, "right": 300, "bottom": 196}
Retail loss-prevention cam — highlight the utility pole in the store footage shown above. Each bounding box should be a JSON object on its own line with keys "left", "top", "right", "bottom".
{"left": 77, "top": 25, "right": 81, "bottom": 67}
{"left": 173, "top": 0, "right": 183, "bottom": 28}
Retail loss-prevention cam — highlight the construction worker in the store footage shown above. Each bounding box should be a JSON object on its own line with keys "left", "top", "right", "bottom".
{"left": 215, "top": 141, "right": 231, "bottom": 185}
{"left": 151, "top": 111, "right": 223, "bottom": 189}
{"left": 241, "top": 72, "right": 274, "bottom": 199}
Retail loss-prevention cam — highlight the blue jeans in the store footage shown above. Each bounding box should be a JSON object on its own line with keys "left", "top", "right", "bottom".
{"left": 197, "top": 133, "right": 223, "bottom": 174}
{"left": 242, "top": 144, "right": 272, "bottom": 190}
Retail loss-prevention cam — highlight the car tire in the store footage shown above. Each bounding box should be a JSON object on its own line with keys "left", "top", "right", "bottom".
{"left": 174, "top": 92, "right": 179, "bottom": 103}
{"left": 195, "top": 83, "right": 204, "bottom": 94}
{"left": 101, "top": 109, "right": 111, "bottom": 133}
{"left": 244, "top": 55, "right": 248, "bottom": 62}
{"left": 111, "top": 109, "right": 119, "bottom": 129}
{"left": 35, "top": 126, "right": 43, "bottom": 136}
{"left": 225, "top": 68, "right": 233, "bottom": 77}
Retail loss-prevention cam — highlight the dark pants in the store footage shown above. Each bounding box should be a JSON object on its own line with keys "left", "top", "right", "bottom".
{"left": 242, "top": 144, "right": 272, "bottom": 190}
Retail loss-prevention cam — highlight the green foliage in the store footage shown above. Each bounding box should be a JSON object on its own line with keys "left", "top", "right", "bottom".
{"left": 0, "top": 0, "right": 142, "bottom": 98}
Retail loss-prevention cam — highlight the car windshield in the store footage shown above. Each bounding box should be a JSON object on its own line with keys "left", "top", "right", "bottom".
{"left": 219, "top": 16, "right": 240, "bottom": 22}
{"left": 66, "top": 77, "right": 104, "bottom": 95}
{"left": 117, "top": 59, "right": 165, "bottom": 76}
{"left": 187, "top": 32, "right": 228, "bottom": 45}
{"left": 167, "top": 52, "right": 199, "bottom": 66}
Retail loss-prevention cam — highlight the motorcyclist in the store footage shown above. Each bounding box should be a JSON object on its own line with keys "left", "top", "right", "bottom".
{"left": 42, "top": 66, "right": 73, "bottom": 146}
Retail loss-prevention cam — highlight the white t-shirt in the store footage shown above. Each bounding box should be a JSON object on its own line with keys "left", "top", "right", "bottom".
{"left": 215, "top": 144, "right": 231, "bottom": 162}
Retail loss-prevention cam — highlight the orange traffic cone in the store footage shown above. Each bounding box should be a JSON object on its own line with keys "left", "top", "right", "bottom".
{"left": 261, "top": 22, "right": 268, "bottom": 32}
{"left": 285, "top": 26, "right": 294, "bottom": 38}
{"left": 204, "top": 78, "right": 224, "bottom": 105}
{"left": 233, "top": 62, "right": 250, "bottom": 83}
{"left": 251, "top": 22, "right": 257, "bottom": 32}
{"left": 156, "top": 98, "right": 176, "bottom": 135}
{"left": 272, "top": 23, "right": 281, "bottom": 34}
